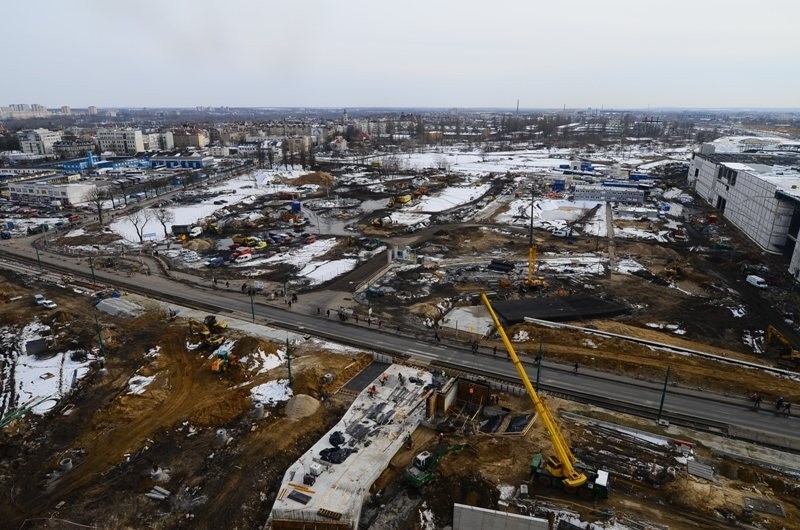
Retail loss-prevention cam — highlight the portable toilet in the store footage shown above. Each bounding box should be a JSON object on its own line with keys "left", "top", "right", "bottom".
{"left": 291, "top": 200, "right": 302, "bottom": 213}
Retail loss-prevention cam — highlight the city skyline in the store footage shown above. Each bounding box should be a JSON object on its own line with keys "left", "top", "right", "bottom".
{"left": 5, "top": 0, "right": 799, "bottom": 109}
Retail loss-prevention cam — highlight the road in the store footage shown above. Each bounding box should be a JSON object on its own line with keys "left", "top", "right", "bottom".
{"left": 1, "top": 238, "right": 799, "bottom": 451}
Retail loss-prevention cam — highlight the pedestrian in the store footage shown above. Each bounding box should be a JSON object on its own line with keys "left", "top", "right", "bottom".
{"left": 225, "top": 281, "right": 229, "bottom": 289}
{"left": 326, "top": 309, "right": 330, "bottom": 318}
{"left": 355, "top": 315, "right": 359, "bottom": 323}
{"left": 367, "top": 317, "right": 371, "bottom": 326}
{"left": 493, "top": 346, "right": 497, "bottom": 356}
{"left": 785, "top": 403, "right": 792, "bottom": 417}
{"left": 378, "top": 320, "right": 382, "bottom": 328}
{"left": 288, "top": 300, "right": 292, "bottom": 309}
{"left": 434, "top": 332, "right": 440, "bottom": 341}
{"left": 317, "top": 307, "right": 321, "bottom": 315}
{"left": 574, "top": 362, "right": 579, "bottom": 373}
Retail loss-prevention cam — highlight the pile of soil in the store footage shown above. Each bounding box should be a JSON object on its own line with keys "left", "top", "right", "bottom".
{"left": 293, "top": 171, "right": 334, "bottom": 186}
{"left": 184, "top": 239, "right": 213, "bottom": 251}
{"left": 285, "top": 394, "right": 320, "bottom": 419}
{"left": 231, "top": 336, "right": 279, "bottom": 358}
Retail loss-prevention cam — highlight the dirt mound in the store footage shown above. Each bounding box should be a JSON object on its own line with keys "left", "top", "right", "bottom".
{"left": 184, "top": 239, "right": 213, "bottom": 251}
{"left": 231, "top": 336, "right": 279, "bottom": 358}
{"left": 285, "top": 394, "right": 320, "bottom": 419}
{"left": 293, "top": 171, "right": 334, "bottom": 186}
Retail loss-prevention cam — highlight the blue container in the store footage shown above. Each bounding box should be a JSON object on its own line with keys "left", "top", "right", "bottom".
{"left": 291, "top": 200, "right": 302, "bottom": 213}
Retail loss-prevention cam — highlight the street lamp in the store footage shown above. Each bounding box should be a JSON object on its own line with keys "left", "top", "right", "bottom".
{"left": 89, "top": 256, "right": 96, "bottom": 285}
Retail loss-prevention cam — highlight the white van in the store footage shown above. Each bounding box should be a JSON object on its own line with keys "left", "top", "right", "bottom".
{"left": 234, "top": 253, "right": 252, "bottom": 264}
{"left": 189, "top": 226, "right": 203, "bottom": 238}
{"left": 745, "top": 275, "right": 767, "bottom": 289}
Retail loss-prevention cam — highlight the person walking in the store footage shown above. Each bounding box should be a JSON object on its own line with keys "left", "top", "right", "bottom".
{"left": 493, "top": 346, "right": 497, "bottom": 356}
{"left": 225, "top": 280, "right": 229, "bottom": 288}
{"left": 317, "top": 307, "right": 321, "bottom": 315}
{"left": 326, "top": 308, "right": 330, "bottom": 318}
{"left": 573, "top": 362, "right": 579, "bottom": 373}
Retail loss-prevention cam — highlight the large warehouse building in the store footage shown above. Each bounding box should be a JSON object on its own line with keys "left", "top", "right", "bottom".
{"left": 687, "top": 137, "right": 800, "bottom": 278}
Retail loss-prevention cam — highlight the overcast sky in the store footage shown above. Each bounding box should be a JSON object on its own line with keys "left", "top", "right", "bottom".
{"left": 5, "top": 0, "right": 799, "bottom": 109}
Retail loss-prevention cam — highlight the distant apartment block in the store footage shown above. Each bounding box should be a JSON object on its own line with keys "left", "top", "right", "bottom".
{"left": 97, "top": 128, "right": 145, "bottom": 154}
{"left": 53, "top": 138, "right": 96, "bottom": 159}
{"left": 149, "top": 154, "right": 214, "bottom": 169}
{"left": 16, "top": 129, "right": 62, "bottom": 155}
{"left": 173, "top": 129, "right": 208, "bottom": 149}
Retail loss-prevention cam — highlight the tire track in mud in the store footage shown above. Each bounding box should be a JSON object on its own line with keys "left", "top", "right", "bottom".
{"left": 21, "top": 332, "right": 205, "bottom": 512}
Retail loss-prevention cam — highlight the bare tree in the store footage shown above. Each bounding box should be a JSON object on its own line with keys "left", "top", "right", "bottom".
{"left": 85, "top": 187, "right": 110, "bottom": 226}
{"left": 128, "top": 209, "right": 153, "bottom": 243}
{"left": 153, "top": 208, "right": 175, "bottom": 239}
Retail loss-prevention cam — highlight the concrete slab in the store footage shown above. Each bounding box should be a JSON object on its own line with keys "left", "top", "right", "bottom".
{"left": 268, "top": 364, "right": 432, "bottom": 529}
{"left": 453, "top": 503, "right": 548, "bottom": 530}
{"left": 440, "top": 306, "right": 494, "bottom": 337}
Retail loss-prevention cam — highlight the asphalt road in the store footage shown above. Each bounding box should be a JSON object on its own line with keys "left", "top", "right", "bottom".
{"left": 1, "top": 238, "right": 799, "bottom": 450}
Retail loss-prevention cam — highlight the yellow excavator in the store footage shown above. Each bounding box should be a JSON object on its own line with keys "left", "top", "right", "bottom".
{"left": 480, "top": 292, "right": 609, "bottom": 499}
{"left": 765, "top": 325, "right": 800, "bottom": 368}
{"left": 187, "top": 319, "right": 225, "bottom": 347}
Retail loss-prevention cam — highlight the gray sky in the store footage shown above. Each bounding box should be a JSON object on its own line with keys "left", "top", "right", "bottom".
{"left": 5, "top": 0, "right": 799, "bottom": 109}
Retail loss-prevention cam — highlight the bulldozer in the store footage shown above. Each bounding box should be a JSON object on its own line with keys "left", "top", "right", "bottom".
{"left": 765, "top": 325, "right": 800, "bottom": 368}
{"left": 187, "top": 319, "right": 225, "bottom": 347}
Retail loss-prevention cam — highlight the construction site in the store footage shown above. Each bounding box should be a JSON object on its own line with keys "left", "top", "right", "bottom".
{"left": 1, "top": 141, "right": 800, "bottom": 530}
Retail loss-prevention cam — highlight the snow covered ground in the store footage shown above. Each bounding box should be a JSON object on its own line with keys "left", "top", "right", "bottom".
{"left": 406, "top": 183, "right": 491, "bottom": 212}
{"left": 250, "top": 379, "right": 293, "bottom": 406}
{"left": 1, "top": 322, "right": 96, "bottom": 416}
{"left": 297, "top": 258, "right": 359, "bottom": 286}
{"left": 109, "top": 170, "right": 304, "bottom": 243}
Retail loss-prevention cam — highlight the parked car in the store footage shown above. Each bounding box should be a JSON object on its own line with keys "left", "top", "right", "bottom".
{"left": 205, "top": 256, "right": 225, "bottom": 268}
{"left": 233, "top": 253, "right": 253, "bottom": 264}
{"left": 41, "top": 300, "right": 58, "bottom": 309}
{"left": 34, "top": 294, "right": 46, "bottom": 305}
{"left": 745, "top": 275, "right": 768, "bottom": 289}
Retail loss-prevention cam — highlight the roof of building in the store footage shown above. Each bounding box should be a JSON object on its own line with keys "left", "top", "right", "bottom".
{"left": 269, "top": 363, "right": 432, "bottom": 528}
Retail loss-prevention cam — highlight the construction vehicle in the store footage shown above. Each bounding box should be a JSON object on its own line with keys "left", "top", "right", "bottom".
{"left": 480, "top": 292, "right": 610, "bottom": 499}
{"left": 765, "top": 325, "right": 800, "bottom": 368}
{"left": 211, "top": 347, "right": 237, "bottom": 373}
{"left": 204, "top": 315, "right": 228, "bottom": 332}
{"left": 406, "top": 444, "right": 467, "bottom": 487}
{"left": 372, "top": 216, "right": 393, "bottom": 227}
{"left": 187, "top": 319, "right": 225, "bottom": 347}
{"left": 523, "top": 187, "right": 546, "bottom": 289}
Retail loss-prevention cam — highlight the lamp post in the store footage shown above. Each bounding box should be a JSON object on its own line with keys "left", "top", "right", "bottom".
{"left": 94, "top": 313, "right": 106, "bottom": 357}
{"left": 535, "top": 339, "right": 543, "bottom": 392}
{"left": 657, "top": 365, "right": 671, "bottom": 422}
{"left": 89, "top": 256, "right": 96, "bottom": 285}
{"left": 248, "top": 288, "right": 256, "bottom": 323}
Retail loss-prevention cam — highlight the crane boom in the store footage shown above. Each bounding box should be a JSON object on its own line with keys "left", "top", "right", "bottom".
{"left": 480, "top": 292, "right": 587, "bottom": 488}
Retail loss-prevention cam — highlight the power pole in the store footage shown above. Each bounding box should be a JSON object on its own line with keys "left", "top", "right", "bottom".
{"left": 657, "top": 365, "right": 671, "bottom": 422}
{"left": 535, "top": 339, "right": 543, "bottom": 391}
{"left": 94, "top": 313, "right": 106, "bottom": 356}
{"left": 285, "top": 336, "right": 292, "bottom": 387}
{"left": 89, "top": 256, "right": 96, "bottom": 285}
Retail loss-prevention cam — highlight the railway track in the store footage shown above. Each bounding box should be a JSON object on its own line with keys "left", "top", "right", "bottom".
{"left": 1, "top": 249, "right": 798, "bottom": 451}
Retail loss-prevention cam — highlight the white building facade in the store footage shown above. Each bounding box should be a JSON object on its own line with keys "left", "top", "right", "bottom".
{"left": 8, "top": 179, "right": 96, "bottom": 206}
{"left": 97, "top": 128, "right": 145, "bottom": 154}
{"left": 688, "top": 150, "right": 800, "bottom": 278}
{"left": 17, "top": 129, "right": 62, "bottom": 155}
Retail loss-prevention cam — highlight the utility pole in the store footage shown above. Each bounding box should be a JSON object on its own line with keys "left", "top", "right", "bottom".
{"left": 248, "top": 288, "right": 255, "bottom": 323}
{"left": 285, "top": 336, "right": 292, "bottom": 386}
{"left": 535, "top": 339, "right": 543, "bottom": 391}
{"left": 89, "top": 256, "right": 96, "bottom": 285}
{"left": 35, "top": 247, "right": 42, "bottom": 269}
{"left": 94, "top": 313, "right": 106, "bottom": 356}
{"left": 657, "top": 365, "right": 671, "bottom": 422}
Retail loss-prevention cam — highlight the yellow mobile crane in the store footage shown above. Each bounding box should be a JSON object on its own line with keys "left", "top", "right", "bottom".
{"left": 480, "top": 292, "right": 609, "bottom": 499}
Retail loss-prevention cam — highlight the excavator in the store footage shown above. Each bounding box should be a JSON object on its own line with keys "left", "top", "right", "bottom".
{"left": 406, "top": 444, "right": 468, "bottom": 487}
{"left": 765, "top": 325, "right": 800, "bottom": 369}
{"left": 480, "top": 292, "right": 610, "bottom": 499}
